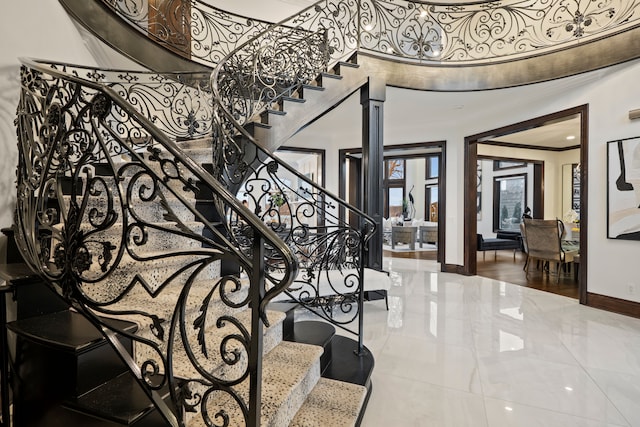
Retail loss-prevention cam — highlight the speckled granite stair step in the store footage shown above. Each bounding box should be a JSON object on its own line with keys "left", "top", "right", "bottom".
{"left": 176, "top": 136, "right": 213, "bottom": 150}
{"left": 62, "top": 194, "right": 198, "bottom": 224}
{"left": 100, "top": 276, "right": 245, "bottom": 336}
{"left": 74, "top": 221, "right": 206, "bottom": 254}
{"left": 290, "top": 377, "right": 367, "bottom": 427}
{"left": 161, "top": 309, "right": 286, "bottom": 382}
{"left": 179, "top": 146, "right": 214, "bottom": 164}
{"left": 83, "top": 166, "right": 200, "bottom": 203}
{"left": 80, "top": 250, "right": 222, "bottom": 303}
{"left": 185, "top": 341, "right": 323, "bottom": 427}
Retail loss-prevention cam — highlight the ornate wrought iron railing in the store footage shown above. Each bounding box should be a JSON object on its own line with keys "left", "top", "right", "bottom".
{"left": 101, "top": 0, "right": 272, "bottom": 65}
{"left": 100, "top": 0, "right": 640, "bottom": 66}
{"left": 45, "top": 62, "right": 214, "bottom": 140}
{"left": 359, "top": 0, "right": 640, "bottom": 63}
{"left": 15, "top": 58, "right": 298, "bottom": 426}
{"left": 210, "top": 1, "right": 376, "bottom": 349}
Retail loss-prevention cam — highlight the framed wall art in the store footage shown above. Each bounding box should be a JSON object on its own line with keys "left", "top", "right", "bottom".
{"left": 607, "top": 137, "right": 640, "bottom": 240}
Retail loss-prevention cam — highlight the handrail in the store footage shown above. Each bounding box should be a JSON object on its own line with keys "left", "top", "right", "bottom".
{"left": 34, "top": 60, "right": 214, "bottom": 141}
{"left": 15, "top": 57, "right": 298, "bottom": 426}
{"left": 99, "top": 0, "right": 640, "bottom": 66}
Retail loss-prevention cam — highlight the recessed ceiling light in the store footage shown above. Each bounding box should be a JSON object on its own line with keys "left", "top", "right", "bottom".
{"left": 364, "top": 24, "right": 373, "bottom": 31}
{"left": 420, "top": 10, "right": 428, "bottom": 17}
{"left": 566, "top": 135, "right": 576, "bottom": 140}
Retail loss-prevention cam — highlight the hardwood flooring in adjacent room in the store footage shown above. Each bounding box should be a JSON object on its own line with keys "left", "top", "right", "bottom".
{"left": 383, "top": 248, "right": 579, "bottom": 299}
{"left": 382, "top": 249, "right": 437, "bottom": 261}
{"left": 476, "top": 250, "right": 579, "bottom": 299}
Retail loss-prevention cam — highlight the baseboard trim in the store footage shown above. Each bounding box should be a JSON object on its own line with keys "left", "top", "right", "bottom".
{"left": 442, "top": 264, "right": 468, "bottom": 275}
{"left": 587, "top": 292, "right": 640, "bottom": 319}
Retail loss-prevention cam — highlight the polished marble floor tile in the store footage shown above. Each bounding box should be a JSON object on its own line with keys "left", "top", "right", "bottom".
{"left": 362, "top": 373, "right": 488, "bottom": 427}
{"left": 360, "top": 257, "right": 640, "bottom": 427}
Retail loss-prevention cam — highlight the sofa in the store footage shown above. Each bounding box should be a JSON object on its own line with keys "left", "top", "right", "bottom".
{"left": 477, "top": 232, "right": 522, "bottom": 260}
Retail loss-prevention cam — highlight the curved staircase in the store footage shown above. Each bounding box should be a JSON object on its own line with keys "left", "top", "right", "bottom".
{"left": 8, "top": 1, "right": 640, "bottom": 426}
{"left": 7, "top": 2, "right": 377, "bottom": 421}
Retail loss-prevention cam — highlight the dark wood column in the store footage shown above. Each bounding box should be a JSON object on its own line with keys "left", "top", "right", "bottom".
{"left": 360, "top": 79, "right": 385, "bottom": 270}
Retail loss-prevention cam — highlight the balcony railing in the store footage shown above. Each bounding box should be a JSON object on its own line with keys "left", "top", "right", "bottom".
{"left": 101, "top": 0, "right": 640, "bottom": 66}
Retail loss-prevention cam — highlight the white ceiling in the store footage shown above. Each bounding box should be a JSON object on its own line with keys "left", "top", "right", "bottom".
{"left": 488, "top": 115, "right": 581, "bottom": 149}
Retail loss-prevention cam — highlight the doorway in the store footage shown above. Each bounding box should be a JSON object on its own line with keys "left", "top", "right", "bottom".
{"left": 339, "top": 141, "right": 447, "bottom": 265}
{"left": 464, "top": 105, "right": 588, "bottom": 303}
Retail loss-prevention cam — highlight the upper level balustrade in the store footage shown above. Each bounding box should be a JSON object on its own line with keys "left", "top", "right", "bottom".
{"left": 102, "top": 0, "right": 640, "bottom": 67}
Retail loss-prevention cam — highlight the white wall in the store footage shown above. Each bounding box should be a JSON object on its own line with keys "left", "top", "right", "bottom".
{"left": 0, "top": 0, "right": 102, "bottom": 231}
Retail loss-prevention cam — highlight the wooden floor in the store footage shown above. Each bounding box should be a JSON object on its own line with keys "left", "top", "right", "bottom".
{"left": 384, "top": 248, "right": 579, "bottom": 299}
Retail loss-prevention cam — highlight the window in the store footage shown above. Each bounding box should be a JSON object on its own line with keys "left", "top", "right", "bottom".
{"left": 493, "top": 174, "right": 527, "bottom": 231}
{"left": 493, "top": 160, "right": 526, "bottom": 171}
{"left": 387, "top": 186, "right": 405, "bottom": 218}
{"left": 426, "top": 155, "right": 439, "bottom": 179}
{"left": 425, "top": 184, "right": 438, "bottom": 222}
{"left": 386, "top": 159, "right": 405, "bottom": 179}
{"left": 384, "top": 158, "right": 406, "bottom": 218}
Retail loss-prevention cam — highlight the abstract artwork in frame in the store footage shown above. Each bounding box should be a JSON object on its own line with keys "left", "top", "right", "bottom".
{"left": 607, "top": 137, "right": 640, "bottom": 240}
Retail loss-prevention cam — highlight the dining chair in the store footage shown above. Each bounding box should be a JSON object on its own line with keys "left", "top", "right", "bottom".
{"left": 519, "top": 222, "right": 529, "bottom": 271}
{"left": 523, "top": 218, "right": 574, "bottom": 283}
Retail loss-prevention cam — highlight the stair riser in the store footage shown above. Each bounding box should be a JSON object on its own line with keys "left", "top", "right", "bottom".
{"left": 134, "top": 312, "right": 284, "bottom": 384}
{"left": 62, "top": 195, "right": 198, "bottom": 224}
{"left": 77, "top": 223, "right": 206, "bottom": 255}
{"left": 264, "top": 358, "right": 321, "bottom": 427}
{"left": 107, "top": 277, "right": 248, "bottom": 338}
{"left": 79, "top": 256, "right": 222, "bottom": 303}
{"left": 184, "top": 342, "right": 322, "bottom": 427}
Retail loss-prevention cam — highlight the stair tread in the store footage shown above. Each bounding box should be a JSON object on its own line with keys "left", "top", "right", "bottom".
{"left": 175, "top": 136, "right": 214, "bottom": 149}
{"left": 301, "top": 84, "right": 325, "bottom": 91}
{"left": 290, "top": 377, "right": 367, "bottom": 427}
{"left": 185, "top": 340, "right": 323, "bottom": 427}
{"left": 167, "top": 309, "right": 287, "bottom": 379}
{"left": 6, "top": 310, "right": 137, "bottom": 353}
{"left": 323, "top": 335, "right": 374, "bottom": 387}
{"left": 245, "top": 121, "right": 271, "bottom": 130}
{"left": 66, "top": 371, "right": 171, "bottom": 424}
{"left": 281, "top": 96, "right": 306, "bottom": 104}
{"left": 319, "top": 71, "right": 343, "bottom": 80}
{"left": 337, "top": 60, "right": 360, "bottom": 69}
{"left": 265, "top": 108, "right": 286, "bottom": 116}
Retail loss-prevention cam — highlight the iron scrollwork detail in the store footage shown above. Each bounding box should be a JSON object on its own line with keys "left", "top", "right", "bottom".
{"left": 210, "top": 0, "right": 377, "bottom": 338}
{"left": 103, "top": 0, "right": 640, "bottom": 66}
{"left": 15, "top": 59, "right": 297, "bottom": 426}
{"left": 359, "top": 0, "right": 640, "bottom": 63}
